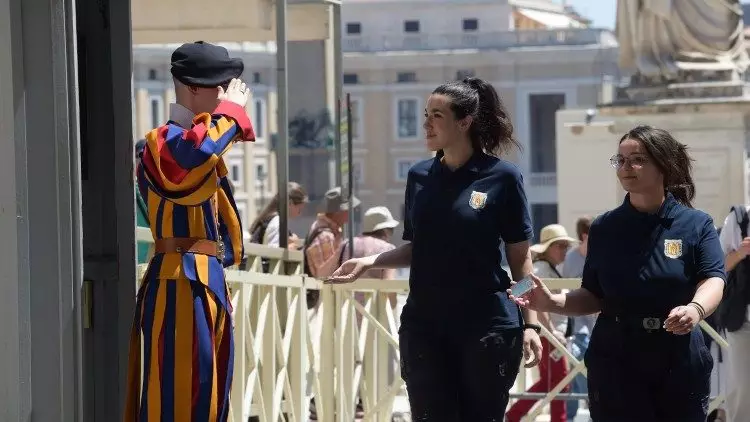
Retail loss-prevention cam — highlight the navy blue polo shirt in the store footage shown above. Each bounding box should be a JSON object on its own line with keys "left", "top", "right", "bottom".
{"left": 400, "top": 152, "right": 533, "bottom": 333}
{"left": 582, "top": 193, "right": 726, "bottom": 317}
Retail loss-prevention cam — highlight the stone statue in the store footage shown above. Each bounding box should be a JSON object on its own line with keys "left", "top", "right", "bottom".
{"left": 617, "top": 0, "right": 749, "bottom": 86}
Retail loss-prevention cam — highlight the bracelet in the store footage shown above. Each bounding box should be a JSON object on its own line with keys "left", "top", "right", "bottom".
{"left": 687, "top": 302, "right": 706, "bottom": 320}
{"left": 523, "top": 323, "right": 542, "bottom": 333}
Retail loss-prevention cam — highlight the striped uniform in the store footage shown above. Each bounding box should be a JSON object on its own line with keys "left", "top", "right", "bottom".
{"left": 124, "top": 101, "right": 255, "bottom": 422}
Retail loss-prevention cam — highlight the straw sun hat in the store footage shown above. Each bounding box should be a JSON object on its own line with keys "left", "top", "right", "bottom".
{"left": 529, "top": 224, "right": 578, "bottom": 254}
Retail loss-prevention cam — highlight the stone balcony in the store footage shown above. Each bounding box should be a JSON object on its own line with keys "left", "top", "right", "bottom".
{"left": 343, "top": 28, "right": 615, "bottom": 53}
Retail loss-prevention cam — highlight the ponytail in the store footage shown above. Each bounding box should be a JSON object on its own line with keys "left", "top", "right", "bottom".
{"left": 666, "top": 183, "right": 694, "bottom": 208}
{"left": 432, "top": 77, "right": 521, "bottom": 157}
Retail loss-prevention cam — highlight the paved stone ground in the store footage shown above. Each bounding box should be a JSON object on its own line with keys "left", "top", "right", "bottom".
{"left": 388, "top": 395, "right": 590, "bottom": 422}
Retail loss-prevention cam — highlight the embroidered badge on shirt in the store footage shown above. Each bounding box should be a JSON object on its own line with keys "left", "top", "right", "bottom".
{"left": 469, "top": 191, "right": 488, "bottom": 210}
{"left": 664, "top": 239, "right": 683, "bottom": 259}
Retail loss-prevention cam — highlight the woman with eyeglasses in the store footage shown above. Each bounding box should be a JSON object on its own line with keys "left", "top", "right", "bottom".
{"left": 509, "top": 125, "right": 725, "bottom": 421}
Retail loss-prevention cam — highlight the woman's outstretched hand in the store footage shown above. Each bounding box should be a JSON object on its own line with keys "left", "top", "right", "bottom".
{"left": 507, "top": 273, "right": 555, "bottom": 313}
{"left": 324, "top": 256, "right": 376, "bottom": 284}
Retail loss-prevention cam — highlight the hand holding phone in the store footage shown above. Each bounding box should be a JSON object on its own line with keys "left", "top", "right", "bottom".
{"left": 509, "top": 276, "right": 535, "bottom": 298}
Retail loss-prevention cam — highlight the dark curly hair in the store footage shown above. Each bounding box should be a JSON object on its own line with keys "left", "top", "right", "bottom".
{"left": 619, "top": 125, "right": 695, "bottom": 207}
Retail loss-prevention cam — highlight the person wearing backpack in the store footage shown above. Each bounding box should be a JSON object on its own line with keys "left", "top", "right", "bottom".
{"left": 717, "top": 205, "right": 750, "bottom": 422}
{"left": 247, "top": 181, "right": 308, "bottom": 248}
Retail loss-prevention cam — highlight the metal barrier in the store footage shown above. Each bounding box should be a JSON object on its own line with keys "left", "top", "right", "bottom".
{"left": 134, "top": 228, "right": 729, "bottom": 421}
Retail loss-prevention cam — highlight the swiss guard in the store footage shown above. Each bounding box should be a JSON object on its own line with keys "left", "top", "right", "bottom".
{"left": 124, "top": 41, "right": 255, "bottom": 422}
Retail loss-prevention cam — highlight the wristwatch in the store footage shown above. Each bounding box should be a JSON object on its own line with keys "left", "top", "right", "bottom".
{"left": 523, "top": 323, "right": 542, "bottom": 333}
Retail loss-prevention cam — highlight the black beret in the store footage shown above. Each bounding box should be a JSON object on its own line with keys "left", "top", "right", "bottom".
{"left": 170, "top": 41, "right": 244, "bottom": 88}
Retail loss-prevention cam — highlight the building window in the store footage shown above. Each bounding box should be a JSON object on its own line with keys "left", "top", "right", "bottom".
{"left": 531, "top": 203, "right": 559, "bottom": 242}
{"left": 343, "top": 73, "right": 359, "bottom": 84}
{"left": 255, "top": 161, "right": 269, "bottom": 205}
{"left": 346, "top": 22, "right": 362, "bottom": 34}
{"left": 529, "top": 93, "right": 566, "bottom": 172}
{"left": 148, "top": 94, "right": 164, "bottom": 129}
{"left": 352, "top": 159, "right": 365, "bottom": 184}
{"left": 235, "top": 201, "right": 248, "bottom": 225}
{"left": 455, "top": 69, "right": 476, "bottom": 80}
{"left": 256, "top": 163, "right": 267, "bottom": 179}
{"left": 252, "top": 72, "right": 261, "bottom": 84}
{"left": 228, "top": 158, "right": 243, "bottom": 188}
{"left": 463, "top": 18, "right": 478, "bottom": 31}
{"left": 148, "top": 69, "right": 158, "bottom": 80}
{"left": 395, "top": 159, "right": 419, "bottom": 181}
{"left": 404, "top": 20, "right": 420, "bottom": 33}
{"left": 395, "top": 98, "right": 419, "bottom": 139}
{"left": 397, "top": 72, "right": 417, "bottom": 83}
{"left": 348, "top": 97, "right": 363, "bottom": 142}
{"left": 252, "top": 98, "right": 266, "bottom": 139}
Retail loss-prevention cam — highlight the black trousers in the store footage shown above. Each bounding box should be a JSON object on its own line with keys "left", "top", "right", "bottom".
{"left": 586, "top": 317, "right": 713, "bottom": 422}
{"left": 399, "top": 327, "right": 523, "bottom": 421}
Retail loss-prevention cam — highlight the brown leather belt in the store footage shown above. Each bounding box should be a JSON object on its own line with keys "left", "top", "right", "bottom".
{"left": 154, "top": 237, "right": 218, "bottom": 256}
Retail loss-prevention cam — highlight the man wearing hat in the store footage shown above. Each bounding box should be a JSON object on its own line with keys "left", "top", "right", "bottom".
{"left": 303, "top": 186, "right": 361, "bottom": 279}
{"left": 125, "top": 41, "right": 255, "bottom": 422}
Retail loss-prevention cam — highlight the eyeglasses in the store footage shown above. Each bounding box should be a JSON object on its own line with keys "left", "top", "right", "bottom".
{"left": 610, "top": 154, "right": 648, "bottom": 169}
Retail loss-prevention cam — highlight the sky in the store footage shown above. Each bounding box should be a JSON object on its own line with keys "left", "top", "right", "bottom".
{"left": 561, "top": 0, "right": 750, "bottom": 29}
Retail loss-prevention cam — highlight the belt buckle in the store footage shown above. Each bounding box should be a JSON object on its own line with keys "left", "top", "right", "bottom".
{"left": 642, "top": 317, "right": 661, "bottom": 332}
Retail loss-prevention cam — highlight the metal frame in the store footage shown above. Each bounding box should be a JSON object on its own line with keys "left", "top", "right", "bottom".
{"left": 0, "top": 0, "right": 86, "bottom": 419}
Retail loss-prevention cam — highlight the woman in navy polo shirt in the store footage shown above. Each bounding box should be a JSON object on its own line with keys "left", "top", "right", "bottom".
{"left": 510, "top": 125, "right": 726, "bottom": 421}
{"left": 328, "top": 77, "right": 544, "bottom": 421}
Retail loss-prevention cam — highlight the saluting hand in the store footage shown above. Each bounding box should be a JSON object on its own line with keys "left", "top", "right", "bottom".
{"left": 217, "top": 78, "right": 250, "bottom": 108}
{"left": 664, "top": 305, "right": 701, "bottom": 335}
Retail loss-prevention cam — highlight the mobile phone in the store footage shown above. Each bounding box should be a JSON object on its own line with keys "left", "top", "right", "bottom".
{"left": 509, "top": 276, "right": 534, "bottom": 297}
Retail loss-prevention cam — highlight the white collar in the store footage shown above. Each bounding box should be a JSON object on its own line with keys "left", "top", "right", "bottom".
{"left": 169, "top": 103, "right": 195, "bottom": 128}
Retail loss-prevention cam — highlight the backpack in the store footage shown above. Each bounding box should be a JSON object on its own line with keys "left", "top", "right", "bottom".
{"left": 714, "top": 205, "right": 750, "bottom": 333}
{"left": 302, "top": 227, "right": 348, "bottom": 309}
{"left": 248, "top": 213, "right": 277, "bottom": 273}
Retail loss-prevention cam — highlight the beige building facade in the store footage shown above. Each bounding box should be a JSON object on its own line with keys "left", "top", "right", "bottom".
{"left": 132, "top": 0, "right": 620, "bottom": 242}
{"left": 340, "top": 0, "right": 619, "bottom": 243}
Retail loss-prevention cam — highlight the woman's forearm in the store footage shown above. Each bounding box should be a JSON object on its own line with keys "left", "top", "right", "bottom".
{"left": 550, "top": 288, "right": 602, "bottom": 316}
{"left": 371, "top": 243, "right": 413, "bottom": 269}
{"left": 505, "top": 241, "right": 540, "bottom": 326}
{"left": 691, "top": 277, "right": 725, "bottom": 316}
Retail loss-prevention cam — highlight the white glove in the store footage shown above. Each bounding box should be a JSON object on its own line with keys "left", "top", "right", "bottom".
{"left": 217, "top": 78, "right": 250, "bottom": 108}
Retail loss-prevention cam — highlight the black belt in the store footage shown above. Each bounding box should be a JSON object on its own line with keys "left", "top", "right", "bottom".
{"left": 600, "top": 314, "right": 665, "bottom": 332}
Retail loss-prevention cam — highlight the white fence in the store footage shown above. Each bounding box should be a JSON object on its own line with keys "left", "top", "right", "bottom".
{"left": 135, "top": 227, "right": 728, "bottom": 421}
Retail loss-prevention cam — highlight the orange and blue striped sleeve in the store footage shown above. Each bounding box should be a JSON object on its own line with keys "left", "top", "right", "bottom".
{"left": 141, "top": 101, "right": 255, "bottom": 206}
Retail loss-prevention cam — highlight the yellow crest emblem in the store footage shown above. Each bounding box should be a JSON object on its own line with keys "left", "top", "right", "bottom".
{"left": 664, "top": 239, "right": 683, "bottom": 259}
{"left": 469, "top": 191, "right": 488, "bottom": 210}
